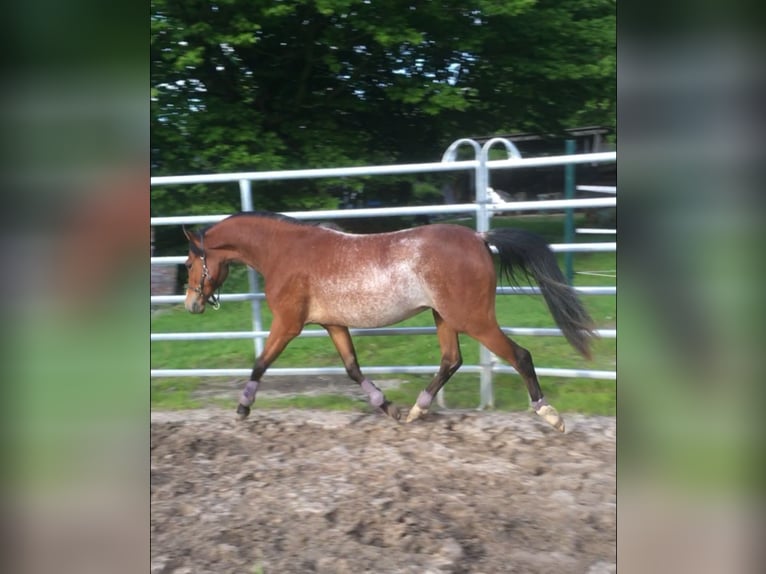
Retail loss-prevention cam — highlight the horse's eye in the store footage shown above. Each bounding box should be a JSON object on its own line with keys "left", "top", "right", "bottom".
{"left": 185, "top": 260, "right": 192, "bottom": 270}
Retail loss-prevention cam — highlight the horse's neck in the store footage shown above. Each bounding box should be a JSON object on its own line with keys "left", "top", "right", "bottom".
{"left": 210, "top": 216, "right": 302, "bottom": 273}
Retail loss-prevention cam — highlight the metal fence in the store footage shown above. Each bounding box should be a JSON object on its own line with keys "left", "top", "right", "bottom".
{"left": 150, "top": 137, "right": 616, "bottom": 408}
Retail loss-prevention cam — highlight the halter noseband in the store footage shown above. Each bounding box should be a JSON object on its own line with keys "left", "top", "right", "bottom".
{"left": 191, "top": 235, "right": 221, "bottom": 310}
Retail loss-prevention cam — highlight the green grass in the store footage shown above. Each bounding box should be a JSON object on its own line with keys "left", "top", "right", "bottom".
{"left": 151, "top": 214, "right": 615, "bottom": 415}
{"left": 150, "top": 378, "right": 204, "bottom": 410}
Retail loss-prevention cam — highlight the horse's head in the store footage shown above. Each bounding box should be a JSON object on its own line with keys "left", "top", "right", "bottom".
{"left": 182, "top": 226, "right": 230, "bottom": 313}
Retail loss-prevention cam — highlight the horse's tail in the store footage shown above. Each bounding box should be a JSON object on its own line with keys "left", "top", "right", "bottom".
{"left": 483, "top": 228, "right": 597, "bottom": 359}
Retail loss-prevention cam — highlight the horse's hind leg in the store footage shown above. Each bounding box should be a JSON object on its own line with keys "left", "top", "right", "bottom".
{"left": 405, "top": 311, "right": 462, "bottom": 423}
{"left": 324, "top": 325, "right": 400, "bottom": 421}
{"left": 472, "top": 325, "right": 565, "bottom": 432}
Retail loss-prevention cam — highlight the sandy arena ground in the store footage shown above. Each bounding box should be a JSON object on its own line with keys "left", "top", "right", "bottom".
{"left": 152, "top": 395, "right": 615, "bottom": 574}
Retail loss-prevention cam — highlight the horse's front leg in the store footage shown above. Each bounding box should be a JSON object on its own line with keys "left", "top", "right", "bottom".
{"left": 324, "top": 325, "right": 400, "bottom": 421}
{"left": 237, "top": 317, "right": 302, "bottom": 420}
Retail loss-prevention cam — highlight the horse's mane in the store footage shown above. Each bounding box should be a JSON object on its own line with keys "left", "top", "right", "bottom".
{"left": 199, "top": 210, "right": 314, "bottom": 237}
{"left": 230, "top": 210, "right": 311, "bottom": 226}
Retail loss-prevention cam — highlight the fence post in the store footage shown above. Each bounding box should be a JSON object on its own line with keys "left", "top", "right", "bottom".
{"left": 563, "top": 139, "right": 576, "bottom": 284}
{"left": 238, "top": 179, "right": 264, "bottom": 357}
{"left": 476, "top": 147, "right": 493, "bottom": 409}
{"left": 439, "top": 138, "right": 482, "bottom": 409}
{"left": 476, "top": 138, "right": 523, "bottom": 410}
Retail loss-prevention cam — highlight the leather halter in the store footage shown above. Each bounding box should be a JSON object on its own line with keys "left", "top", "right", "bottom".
{"left": 191, "top": 235, "right": 221, "bottom": 310}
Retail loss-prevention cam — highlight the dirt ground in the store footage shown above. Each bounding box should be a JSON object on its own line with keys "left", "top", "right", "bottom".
{"left": 151, "top": 379, "right": 615, "bottom": 574}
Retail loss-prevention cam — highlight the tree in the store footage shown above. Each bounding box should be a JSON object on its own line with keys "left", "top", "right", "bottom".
{"left": 151, "top": 0, "right": 614, "bottom": 217}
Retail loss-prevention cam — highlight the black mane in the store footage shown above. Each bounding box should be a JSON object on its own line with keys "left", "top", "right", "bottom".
{"left": 227, "top": 210, "right": 312, "bottom": 227}
{"left": 201, "top": 211, "right": 327, "bottom": 236}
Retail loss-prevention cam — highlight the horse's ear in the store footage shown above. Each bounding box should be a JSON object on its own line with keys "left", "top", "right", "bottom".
{"left": 182, "top": 225, "right": 196, "bottom": 242}
{"left": 183, "top": 226, "right": 206, "bottom": 256}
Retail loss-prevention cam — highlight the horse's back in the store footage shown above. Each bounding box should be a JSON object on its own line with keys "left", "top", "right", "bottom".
{"left": 412, "top": 224, "right": 498, "bottom": 305}
{"left": 412, "top": 224, "right": 491, "bottom": 263}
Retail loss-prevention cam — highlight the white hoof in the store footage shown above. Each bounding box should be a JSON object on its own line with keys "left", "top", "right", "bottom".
{"left": 405, "top": 404, "right": 427, "bottom": 423}
{"left": 537, "top": 404, "right": 565, "bottom": 433}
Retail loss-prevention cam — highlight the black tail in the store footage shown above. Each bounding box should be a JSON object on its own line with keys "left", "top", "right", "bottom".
{"left": 484, "top": 228, "right": 597, "bottom": 359}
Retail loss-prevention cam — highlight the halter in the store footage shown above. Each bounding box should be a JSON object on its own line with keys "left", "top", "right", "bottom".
{"left": 192, "top": 235, "right": 221, "bottom": 310}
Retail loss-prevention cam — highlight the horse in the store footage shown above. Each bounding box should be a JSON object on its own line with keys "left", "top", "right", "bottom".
{"left": 183, "top": 211, "right": 596, "bottom": 432}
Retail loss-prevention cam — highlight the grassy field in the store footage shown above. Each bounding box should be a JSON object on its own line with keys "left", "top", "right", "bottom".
{"left": 151, "top": 214, "right": 616, "bottom": 415}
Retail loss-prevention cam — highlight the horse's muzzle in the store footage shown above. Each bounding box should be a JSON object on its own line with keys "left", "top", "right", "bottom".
{"left": 186, "top": 301, "right": 205, "bottom": 314}
{"left": 185, "top": 294, "right": 206, "bottom": 314}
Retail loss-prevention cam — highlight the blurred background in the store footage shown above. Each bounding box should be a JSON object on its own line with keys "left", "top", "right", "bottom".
{"left": 2, "top": 0, "right": 764, "bottom": 572}
{"left": 2, "top": 2, "right": 148, "bottom": 573}
{"left": 617, "top": 1, "right": 765, "bottom": 572}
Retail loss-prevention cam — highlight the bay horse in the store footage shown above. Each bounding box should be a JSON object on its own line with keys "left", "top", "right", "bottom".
{"left": 183, "top": 211, "right": 596, "bottom": 432}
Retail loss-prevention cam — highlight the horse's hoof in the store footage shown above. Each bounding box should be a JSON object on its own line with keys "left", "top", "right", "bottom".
{"left": 405, "top": 404, "right": 427, "bottom": 423}
{"left": 382, "top": 402, "right": 401, "bottom": 422}
{"left": 537, "top": 404, "right": 565, "bottom": 432}
{"left": 236, "top": 404, "right": 251, "bottom": 421}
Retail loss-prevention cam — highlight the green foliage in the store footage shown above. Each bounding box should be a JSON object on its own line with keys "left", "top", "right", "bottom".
{"left": 151, "top": 0, "right": 615, "bottom": 213}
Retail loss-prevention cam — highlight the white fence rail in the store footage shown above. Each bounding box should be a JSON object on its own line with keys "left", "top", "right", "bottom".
{"left": 151, "top": 138, "right": 616, "bottom": 408}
